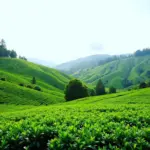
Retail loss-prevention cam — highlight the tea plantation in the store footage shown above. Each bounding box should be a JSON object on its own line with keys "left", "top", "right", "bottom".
{"left": 0, "top": 88, "right": 150, "bottom": 150}
{"left": 0, "top": 58, "right": 72, "bottom": 105}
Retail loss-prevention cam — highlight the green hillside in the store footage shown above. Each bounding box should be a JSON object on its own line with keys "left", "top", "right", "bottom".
{"left": 73, "top": 56, "right": 150, "bottom": 89}
{"left": 0, "top": 58, "right": 72, "bottom": 105}
{"left": 0, "top": 88, "right": 150, "bottom": 149}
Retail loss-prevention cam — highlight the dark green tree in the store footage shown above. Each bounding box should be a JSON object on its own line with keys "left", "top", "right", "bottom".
{"left": 31, "top": 77, "right": 36, "bottom": 84}
{"left": 64, "top": 79, "right": 89, "bottom": 101}
{"left": 139, "top": 82, "right": 147, "bottom": 89}
{"left": 109, "top": 86, "right": 116, "bottom": 93}
{"left": 19, "top": 55, "right": 27, "bottom": 61}
{"left": 10, "top": 50, "right": 17, "bottom": 58}
{"left": 96, "top": 79, "right": 105, "bottom": 95}
{"left": 147, "top": 81, "right": 150, "bottom": 87}
{"left": 0, "top": 39, "right": 6, "bottom": 49}
{"left": 90, "top": 89, "right": 96, "bottom": 96}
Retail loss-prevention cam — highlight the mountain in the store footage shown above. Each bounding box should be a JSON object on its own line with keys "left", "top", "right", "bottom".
{"left": 0, "top": 58, "right": 72, "bottom": 105}
{"left": 72, "top": 55, "right": 150, "bottom": 89}
{"left": 56, "top": 54, "right": 110, "bottom": 74}
{"left": 28, "top": 58, "right": 56, "bottom": 67}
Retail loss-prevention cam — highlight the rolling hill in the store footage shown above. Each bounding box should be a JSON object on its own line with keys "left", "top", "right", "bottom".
{"left": 0, "top": 58, "right": 72, "bottom": 105}
{"left": 72, "top": 56, "right": 150, "bottom": 89}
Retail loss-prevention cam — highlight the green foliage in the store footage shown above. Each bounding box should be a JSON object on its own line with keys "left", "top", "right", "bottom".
{"left": 19, "top": 55, "right": 27, "bottom": 61}
{"left": 147, "top": 81, "right": 150, "bottom": 87}
{"left": 89, "top": 89, "right": 96, "bottom": 96}
{"left": 31, "top": 76, "right": 36, "bottom": 84}
{"left": 9, "top": 50, "right": 17, "bottom": 58}
{"left": 18, "top": 83, "right": 24, "bottom": 86}
{"left": 64, "top": 79, "right": 89, "bottom": 101}
{"left": 0, "top": 77, "right": 6, "bottom": 81}
{"left": 34, "top": 86, "right": 41, "bottom": 91}
{"left": 139, "top": 82, "right": 147, "bottom": 89}
{"left": 109, "top": 86, "right": 116, "bottom": 93}
{"left": 27, "top": 84, "right": 33, "bottom": 89}
{"left": 96, "top": 79, "right": 105, "bottom": 95}
{"left": 0, "top": 88, "right": 150, "bottom": 149}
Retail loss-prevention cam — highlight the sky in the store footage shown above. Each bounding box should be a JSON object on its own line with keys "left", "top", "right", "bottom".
{"left": 0, "top": 0, "right": 150, "bottom": 64}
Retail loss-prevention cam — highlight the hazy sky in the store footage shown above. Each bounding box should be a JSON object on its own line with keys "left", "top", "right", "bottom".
{"left": 0, "top": 0, "right": 150, "bottom": 64}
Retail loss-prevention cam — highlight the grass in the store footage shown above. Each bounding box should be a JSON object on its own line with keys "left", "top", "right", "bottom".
{"left": 0, "top": 88, "right": 150, "bottom": 149}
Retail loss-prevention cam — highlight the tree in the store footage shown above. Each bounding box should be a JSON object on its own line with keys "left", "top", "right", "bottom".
{"left": 0, "top": 39, "right": 6, "bottom": 49}
{"left": 109, "top": 86, "right": 116, "bottom": 93}
{"left": 31, "top": 77, "right": 36, "bottom": 84}
{"left": 64, "top": 79, "right": 89, "bottom": 101}
{"left": 89, "top": 89, "right": 96, "bottom": 96}
{"left": 139, "top": 82, "right": 147, "bottom": 89}
{"left": 10, "top": 50, "right": 17, "bottom": 58}
{"left": 147, "top": 81, "right": 150, "bottom": 87}
{"left": 19, "top": 55, "right": 27, "bottom": 61}
{"left": 96, "top": 79, "right": 105, "bottom": 95}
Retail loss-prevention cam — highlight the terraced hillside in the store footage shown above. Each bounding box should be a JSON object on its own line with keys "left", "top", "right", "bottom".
{"left": 0, "top": 88, "right": 150, "bottom": 149}
{"left": 0, "top": 58, "right": 72, "bottom": 105}
{"left": 73, "top": 56, "right": 150, "bottom": 89}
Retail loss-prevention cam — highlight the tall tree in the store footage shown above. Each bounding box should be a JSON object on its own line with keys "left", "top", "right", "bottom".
{"left": 96, "top": 79, "right": 105, "bottom": 95}
{"left": 31, "top": 77, "right": 36, "bottom": 84}
{"left": 0, "top": 39, "right": 6, "bottom": 49}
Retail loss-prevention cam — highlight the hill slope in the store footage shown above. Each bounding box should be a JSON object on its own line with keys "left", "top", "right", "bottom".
{"left": 73, "top": 56, "right": 150, "bottom": 89}
{"left": 0, "top": 58, "right": 72, "bottom": 104}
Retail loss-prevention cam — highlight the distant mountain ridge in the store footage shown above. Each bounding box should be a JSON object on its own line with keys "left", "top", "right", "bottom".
{"left": 56, "top": 54, "right": 110, "bottom": 74}
{"left": 73, "top": 55, "right": 150, "bottom": 89}
{"left": 28, "top": 58, "right": 56, "bottom": 67}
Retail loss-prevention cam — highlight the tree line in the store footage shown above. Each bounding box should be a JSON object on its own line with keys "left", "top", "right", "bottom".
{"left": 0, "top": 39, "right": 27, "bottom": 60}
{"left": 64, "top": 78, "right": 116, "bottom": 101}
{"left": 97, "top": 47, "right": 150, "bottom": 66}
{"left": 64, "top": 78, "right": 150, "bottom": 101}
{"left": 134, "top": 48, "right": 150, "bottom": 57}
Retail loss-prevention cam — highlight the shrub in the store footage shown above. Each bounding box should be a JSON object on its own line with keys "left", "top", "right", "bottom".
{"left": 147, "top": 81, "right": 150, "bottom": 87}
{"left": 26, "top": 85, "right": 33, "bottom": 89}
{"left": 89, "top": 89, "right": 96, "bottom": 96}
{"left": 109, "top": 86, "right": 116, "bottom": 93}
{"left": 1, "top": 77, "right": 6, "bottom": 81}
{"left": 139, "top": 82, "right": 147, "bottom": 89}
{"left": 64, "top": 79, "right": 89, "bottom": 101}
{"left": 19, "top": 83, "right": 24, "bottom": 86}
{"left": 34, "top": 86, "right": 41, "bottom": 91}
